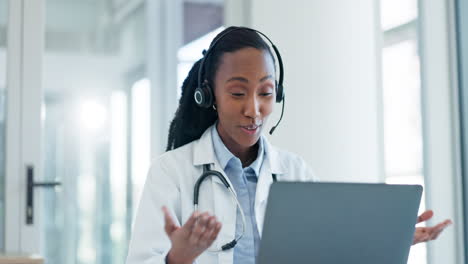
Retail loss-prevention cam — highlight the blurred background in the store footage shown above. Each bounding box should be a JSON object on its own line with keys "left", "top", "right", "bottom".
{"left": 0, "top": 0, "right": 467, "bottom": 263}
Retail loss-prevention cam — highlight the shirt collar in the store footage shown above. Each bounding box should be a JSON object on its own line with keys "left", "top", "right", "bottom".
{"left": 211, "top": 124, "right": 265, "bottom": 176}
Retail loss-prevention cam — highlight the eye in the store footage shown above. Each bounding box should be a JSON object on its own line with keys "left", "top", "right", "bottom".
{"left": 231, "top": 93, "right": 245, "bottom": 97}
{"left": 259, "top": 86, "right": 274, "bottom": 97}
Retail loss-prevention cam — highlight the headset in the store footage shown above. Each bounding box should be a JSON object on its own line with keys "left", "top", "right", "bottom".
{"left": 193, "top": 26, "right": 286, "bottom": 135}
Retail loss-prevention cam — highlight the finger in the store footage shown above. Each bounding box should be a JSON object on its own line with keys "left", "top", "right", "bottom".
{"left": 428, "top": 220, "right": 452, "bottom": 240}
{"left": 430, "top": 220, "right": 452, "bottom": 233}
{"left": 443, "top": 219, "right": 453, "bottom": 226}
{"left": 417, "top": 210, "right": 434, "bottom": 224}
{"left": 183, "top": 210, "right": 200, "bottom": 231}
{"left": 201, "top": 216, "right": 216, "bottom": 237}
{"left": 209, "top": 222, "right": 222, "bottom": 241}
{"left": 190, "top": 213, "right": 210, "bottom": 244}
{"left": 162, "top": 206, "right": 178, "bottom": 235}
{"left": 429, "top": 225, "right": 446, "bottom": 240}
{"left": 198, "top": 216, "right": 217, "bottom": 246}
{"left": 430, "top": 229, "right": 444, "bottom": 240}
{"left": 191, "top": 212, "right": 209, "bottom": 234}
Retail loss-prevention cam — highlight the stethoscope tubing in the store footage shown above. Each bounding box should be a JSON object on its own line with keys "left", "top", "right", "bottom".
{"left": 193, "top": 164, "right": 277, "bottom": 251}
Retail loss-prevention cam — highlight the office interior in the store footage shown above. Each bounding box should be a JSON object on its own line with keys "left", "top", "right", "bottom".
{"left": 0, "top": 0, "right": 467, "bottom": 263}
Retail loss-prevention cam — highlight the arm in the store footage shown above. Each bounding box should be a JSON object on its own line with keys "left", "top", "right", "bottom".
{"left": 126, "top": 159, "right": 178, "bottom": 264}
{"left": 126, "top": 158, "right": 222, "bottom": 264}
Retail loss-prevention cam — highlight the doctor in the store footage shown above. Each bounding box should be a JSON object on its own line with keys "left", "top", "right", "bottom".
{"left": 126, "top": 27, "right": 451, "bottom": 264}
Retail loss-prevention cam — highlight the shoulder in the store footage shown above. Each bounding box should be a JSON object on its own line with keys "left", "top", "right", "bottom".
{"left": 272, "top": 146, "right": 312, "bottom": 172}
{"left": 147, "top": 127, "right": 215, "bottom": 185}
{"left": 267, "top": 143, "right": 319, "bottom": 182}
{"left": 156, "top": 142, "right": 194, "bottom": 168}
{"left": 274, "top": 146, "right": 306, "bottom": 165}
{"left": 146, "top": 141, "right": 197, "bottom": 184}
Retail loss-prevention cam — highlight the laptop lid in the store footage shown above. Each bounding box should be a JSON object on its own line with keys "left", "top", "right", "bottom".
{"left": 258, "top": 182, "right": 422, "bottom": 264}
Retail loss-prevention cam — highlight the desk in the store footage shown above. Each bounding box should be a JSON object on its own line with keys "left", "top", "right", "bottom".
{"left": 0, "top": 253, "right": 43, "bottom": 264}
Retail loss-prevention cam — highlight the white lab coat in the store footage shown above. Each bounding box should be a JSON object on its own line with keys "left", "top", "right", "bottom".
{"left": 126, "top": 125, "right": 317, "bottom": 264}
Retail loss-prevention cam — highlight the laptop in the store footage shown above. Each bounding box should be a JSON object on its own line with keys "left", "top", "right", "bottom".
{"left": 257, "top": 182, "right": 422, "bottom": 264}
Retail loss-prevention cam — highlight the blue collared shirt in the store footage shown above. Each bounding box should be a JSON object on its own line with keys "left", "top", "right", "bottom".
{"left": 211, "top": 125, "right": 264, "bottom": 264}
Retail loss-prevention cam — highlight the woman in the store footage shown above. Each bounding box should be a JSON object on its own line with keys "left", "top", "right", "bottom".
{"left": 126, "top": 26, "right": 451, "bottom": 264}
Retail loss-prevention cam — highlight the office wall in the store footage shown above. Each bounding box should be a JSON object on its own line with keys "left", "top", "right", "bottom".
{"left": 249, "top": 0, "right": 384, "bottom": 183}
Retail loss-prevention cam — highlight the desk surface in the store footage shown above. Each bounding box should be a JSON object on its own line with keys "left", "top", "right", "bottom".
{"left": 0, "top": 253, "right": 43, "bottom": 264}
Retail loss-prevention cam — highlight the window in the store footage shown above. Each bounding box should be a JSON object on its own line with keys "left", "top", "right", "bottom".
{"left": 178, "top": 27, "right": 225, "bottom": 98}
{"left": 177, "top": 0, "right": 225, "bottom": 98}
{"left": 0, "top": 0, "right": 7, "bottom": 251}
{"left": 40, "top": 1, "right": 148, "bottom": 263}
{"left": 381, "top": 0, "right": 427, "bottom": 263}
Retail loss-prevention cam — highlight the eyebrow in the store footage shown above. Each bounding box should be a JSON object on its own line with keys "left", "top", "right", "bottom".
{"left": 225, "top": 75, "right": 274, "bottom": 84}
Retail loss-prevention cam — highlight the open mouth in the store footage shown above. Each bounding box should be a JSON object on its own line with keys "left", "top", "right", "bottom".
{"left": 240, "top": 124, "right": 261, "bottom": 134}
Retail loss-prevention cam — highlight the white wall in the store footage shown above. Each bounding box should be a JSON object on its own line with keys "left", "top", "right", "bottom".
{"left": 249, "top": 0, "right": 384, "bottom": 183}
{"left": 246, "top": 1, "right": 465, "bottom": 262}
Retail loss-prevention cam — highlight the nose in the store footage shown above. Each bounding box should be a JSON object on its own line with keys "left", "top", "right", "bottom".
{"left": 243, "top": 95, "right": 260, "bottom": 120}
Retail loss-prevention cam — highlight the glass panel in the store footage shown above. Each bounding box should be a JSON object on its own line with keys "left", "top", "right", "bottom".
{"left": 382, "top": 41, "right": 423, "bottom": 177}
{"left": 177, "top": 27, "right": 224, "bottom": 97}
{"left": 40, "top": 0, "right": 147, "bottom": 263}
{"left": 130, "top": 78, "right": 150, "bottom": 215}
{"left": 0, "top": 0, "right": 7, "bottom": 252}
{"left": 381, "top": 0, "right": 418, "bottom": 30}
{"left": 382, "top": 40, "right": 427, "bottom": 264}
{"left": 456, "top": 0, "right": 468, "bottom": 260}
{"left": 177, "top": 0, "right": 224, "bottom": 98}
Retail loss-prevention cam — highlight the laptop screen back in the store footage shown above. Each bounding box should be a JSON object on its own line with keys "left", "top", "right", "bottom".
{"left": 258, "top": 182, "right": 422, "bottom": 264}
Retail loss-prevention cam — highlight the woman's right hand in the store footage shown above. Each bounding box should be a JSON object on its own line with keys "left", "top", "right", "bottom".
{"left": 162, "top": 206, "right": 222, "bottom": 264}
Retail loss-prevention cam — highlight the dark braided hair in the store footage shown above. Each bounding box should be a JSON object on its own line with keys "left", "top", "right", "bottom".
{"left": 166, "top": 27, "right": 275, "bottom": 151}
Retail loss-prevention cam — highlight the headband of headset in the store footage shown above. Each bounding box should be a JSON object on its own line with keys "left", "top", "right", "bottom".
{"left": 193, "top": 26, "right": 285, "bottom": 108}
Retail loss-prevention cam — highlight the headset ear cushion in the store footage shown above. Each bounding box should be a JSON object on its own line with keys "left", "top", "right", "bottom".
{"left": 276, "top": 83, "right": 284, "bottom": 103}
{"left": 194, "top": 87, "right": 205, "bottom": 106}
{"left": 203, "top": 84, "right": 214, "bottom": 108}
{"left": 194, "top": 83, "right": 213, "bottom": 108}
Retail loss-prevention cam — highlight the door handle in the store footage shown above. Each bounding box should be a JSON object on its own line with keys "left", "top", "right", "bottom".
{"left": 26, "top": 165, "right": 61, "bottom": 225}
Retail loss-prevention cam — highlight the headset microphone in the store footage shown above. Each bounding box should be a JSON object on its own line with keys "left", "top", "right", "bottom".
{"left": 269, "top": 96, "right": 285, "bottom": 135}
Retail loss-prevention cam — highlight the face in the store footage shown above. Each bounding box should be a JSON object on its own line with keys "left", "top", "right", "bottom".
{"left": 213, "top": 47, "right": 276, "bottom": 154}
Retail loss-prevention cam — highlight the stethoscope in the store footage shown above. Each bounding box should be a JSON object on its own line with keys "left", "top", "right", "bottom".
{"left": 193, "top": 164, "right": 278, "bottom": 251}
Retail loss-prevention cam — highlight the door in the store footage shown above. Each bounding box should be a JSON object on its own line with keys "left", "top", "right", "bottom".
{"left": 5, "top": 0, "right": 154, "bottom": 263}
{"left": 6, "top": 0, "right": 188, "bottom": 262}
{"left": 0, "top": 0, "right": 9, "bottom": 252}
{"left": 36, "top": 1, "right": 151, "bottom": 263}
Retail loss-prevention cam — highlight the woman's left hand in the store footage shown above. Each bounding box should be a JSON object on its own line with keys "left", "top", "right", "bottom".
{"left": 412, "top": 210, "right": 452, "bottom": 245}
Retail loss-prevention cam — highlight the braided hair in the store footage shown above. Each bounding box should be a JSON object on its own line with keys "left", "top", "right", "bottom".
{"left": 166, "top": 27, "right": 275, "bottom": 151}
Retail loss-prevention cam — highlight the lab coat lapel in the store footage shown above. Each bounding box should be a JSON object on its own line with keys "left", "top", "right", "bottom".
{"left": 210, "top": 162, "right": 237, "bottom": 263}
{"left": 255, "top": 158, "right": 272, "bottom": 236}
{"left": 193, "top": 126, "right": 216, "bottom": 167}
{"left": 193, "top": 126, "right": 237, "bottom": 263}
{"left": 255, "top": 137, "right": 284, "bottom": 236}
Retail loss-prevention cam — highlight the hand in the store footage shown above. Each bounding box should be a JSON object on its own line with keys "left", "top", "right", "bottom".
{"left": 162, "top": 206, "right": 222, "bottom": 264}
{"left": 412, "top": 210, "right": 452, "bottom": 245}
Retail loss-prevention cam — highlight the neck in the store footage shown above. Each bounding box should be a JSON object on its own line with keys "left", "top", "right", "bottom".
{"left": 238, "top": 144, "right": 259, "bottom": 168}
{"left": 216, "top": 124, "right": 259, "bottom": 167}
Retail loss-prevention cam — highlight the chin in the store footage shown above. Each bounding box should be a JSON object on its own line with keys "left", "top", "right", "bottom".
{"left": 239, "top": 135, "right": 260, "bottom": 148}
